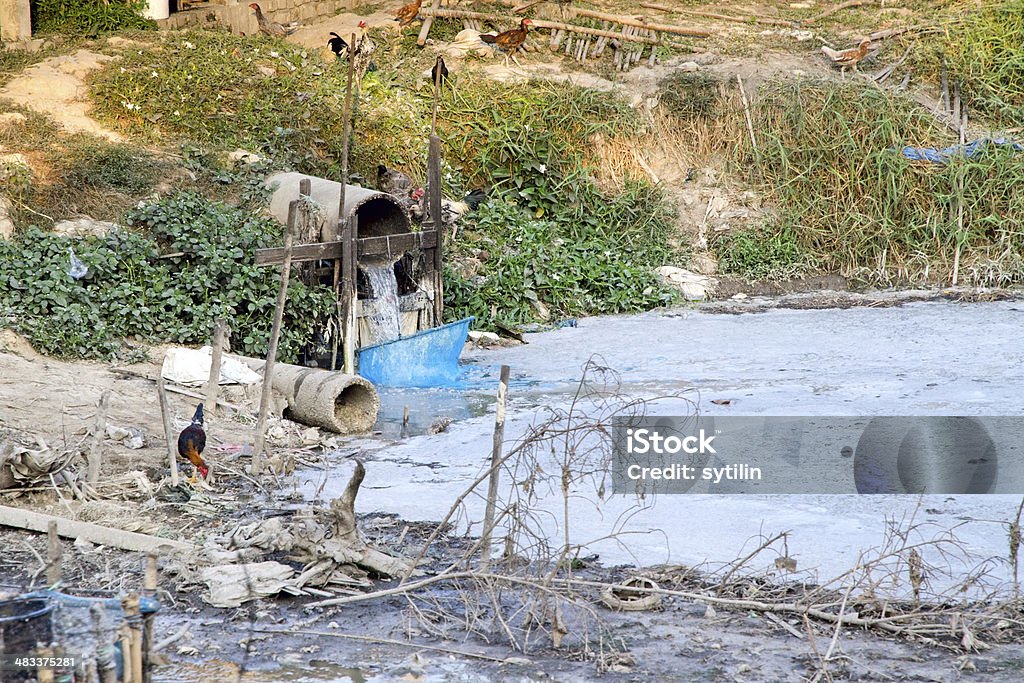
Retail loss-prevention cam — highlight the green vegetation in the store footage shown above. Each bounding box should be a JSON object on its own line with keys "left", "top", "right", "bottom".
{"left": 445, "top": 183, "right": 678, "bottom": 329}
{"left": 0, "top": 193, "right": 334, "bottom": 360}
{"left": 716, "top": 226, "right": 810, "bottom": 280}
{"left": 947, "top": 0, "right": 1024, "bottom": 126}
{"left": 31, "top": 0, "right": 155, "bottom": 36}
{"left": 63, "top": 142, "right": 157, "bottom": 194}
{"left": 739, "top": 80, "right": 1024, "bottom": 285}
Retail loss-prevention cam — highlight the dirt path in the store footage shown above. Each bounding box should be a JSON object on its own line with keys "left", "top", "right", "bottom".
{"left": 0, "top": 49, "right": 123, "bottom": 141}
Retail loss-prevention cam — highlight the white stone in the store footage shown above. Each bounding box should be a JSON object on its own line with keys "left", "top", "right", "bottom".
{"left": 679, "top": 61, "right": 700, "bottom": 73}
{"left": 0, "top": 197, "right": 14, "bottom": 240}
{"left": 657, "top": 266, "right": 716, "bottom": 301}
{"left": 731, "top": 292, "right": 748, "bottom": 300}
{"left": 468, "top": 330, "right": 500, "bottom": 345}
{"left": 227, "top": 148, "right": 263, "bottom": 166}
{"left": 53, "top": 217, "right": 119, "bottom": 237}
{"left": 0, "top": 112, "right": 26, "bottom": 126}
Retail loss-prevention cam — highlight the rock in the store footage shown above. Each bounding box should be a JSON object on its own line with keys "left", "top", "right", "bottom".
{"left": 679, "top": 61, "right": 700, "bottom": 73}
{"left": 52, "top": 217, "right": 119, "bottom": 237}
{"left": 0, "top": 198, "right": 14, "bottom": 240}
{"left": 689, "top": 253, "right": 718, "bottom": 275}
{"left": 450, "top": 257, "right": 482, "bottom": 279}
{"left": 657, "top": 266, "right": 717, "bottom": 301}
{"left": 227, "top": 149, "right": 263, "bottom": 167}
{"left": 531, "top": 298, "right": 551, "bottom": 321}
{"left": 0, "top": 112, "right": 26, "bottom": 127}
{"left": 731, "top": 292, "right": 748, "bottom": 300}
{"left": 467, "top": 330, "right": 500, "bottom": 345}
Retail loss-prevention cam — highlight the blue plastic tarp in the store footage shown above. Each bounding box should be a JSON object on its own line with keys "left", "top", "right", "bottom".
{"left": 900, "top": 137, "right": 1024, "bottom": 164}
{"left": 358, "top": 317, "right": 474, "bottom": 388}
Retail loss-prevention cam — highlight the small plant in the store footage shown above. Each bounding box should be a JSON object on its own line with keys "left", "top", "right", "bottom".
{"left": 659, "top": 71, "right": 721, "bottom": 121}
{"left": 716, "top": 225, "right": 811, "bottom": 280}
{"left": 63, "top": 143, "right": 158, "bottom": 194}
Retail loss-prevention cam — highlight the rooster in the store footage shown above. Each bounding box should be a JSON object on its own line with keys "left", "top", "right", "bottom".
{"left": 821, "top": 38, "right": 872, "bottom": 76}
{"left": 177, "top": 403, "right": 209, "bottom": 485}
{"left": 353, "top": 20, "right": 377, "bottom": 78}
{"left": 327, "top": 32, "right": 350, "bottom": 58}
{"left": 249, "top": 3, "right": 297, "bottom": 38}
{"left": 481, "top": 19, "right": 533, "bottom": 68}
{"left": 394, "top": 0, "right": 423, "bottom": 28}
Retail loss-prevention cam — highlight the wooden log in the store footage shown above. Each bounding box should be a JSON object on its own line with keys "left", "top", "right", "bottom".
{"left": 0, "top": 506, "right": 194, "bottom": 553}
{"left": 805, "top": 0, "right": 876, "bottom": 25}
{"left": 156, "top": 377, "right": 180, "bottom": 487}
{"left": 203, "top": 320, "right": 227, "bottom": 420}
{"left": 142, "top": 554, "right": 157, "bottom": 683}
{"left": 123, "top": 594, "right": 143, "bottom": 683}
{"left": 418, "top": 7, "right": 710, "bottom": 41}
{"left": 677, "top": 9, "right": 796, "bottom": 28}
{"left": 480, "top": 365, "right": 510, "bottom": 572}
{"left": 253, "top": 199, "right": 297, "bottom": 473}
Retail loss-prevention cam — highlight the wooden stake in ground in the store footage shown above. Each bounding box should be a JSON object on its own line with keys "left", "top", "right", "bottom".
{"left": 253, "top": 196, "right": 298, "bottom": 473}
{"left": 46, "top": 520, "right": 62, "bottom": 586}
{"left": 87, "top": 390, "right": 110, "bottom": 485}
{"left": 417, "top": 0, "right": 440, "bottom": 46}
{"left": 332, "top": 35, "right": 357, "bottom": 372}
{"left": 156, "top": 377, "right": 179, "bottom": 487}
{"left": 203, "top": 320, "right": 227, "bottom": 419}
{"left": 142, "top": 554, "right": 157, "bottom": 683}
{"left": 480, "top": 365, "right": 510, "bottom": 572}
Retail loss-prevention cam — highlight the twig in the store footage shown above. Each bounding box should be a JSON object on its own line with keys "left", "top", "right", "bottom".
{"left": 806, "top": 0, "right": 876, "bottom": 26}
{"left": 678, "top": 9, "right": 796, "bottom": 28}
{"left": 736, "top": 74, "right": 759, "bottom": 157}
{"left": 152, "top": 625, "right": 190, "bottom": 653}
{"left": 252, "top": 628, "right": 510, "bottom": 663}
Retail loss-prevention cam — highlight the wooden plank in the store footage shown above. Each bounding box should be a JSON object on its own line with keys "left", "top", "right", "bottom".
{"left": 0, "top": 505, "right": 194, "bottom": 553}
{"left": 428, "top": 136, "right": 444, "bottom": 325}
{"left": 257, "top": 232, "right": 439, "bottom": 265}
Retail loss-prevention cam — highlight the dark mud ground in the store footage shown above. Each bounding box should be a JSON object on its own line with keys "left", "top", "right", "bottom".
{"left": 3, "top": 512, "right": 1024, "bottom": 683}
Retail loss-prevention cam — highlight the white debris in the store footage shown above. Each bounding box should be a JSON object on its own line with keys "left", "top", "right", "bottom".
{"left": 656, "top": 266, "right": 717, "bottom": 301}
{"left": 161, "top": 347, "right": 262, "bottom": 387}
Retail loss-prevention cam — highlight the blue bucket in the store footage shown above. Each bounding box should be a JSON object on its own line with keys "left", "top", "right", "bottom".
{"left": 358, "top": 317, "right": 474, "bottom": 388}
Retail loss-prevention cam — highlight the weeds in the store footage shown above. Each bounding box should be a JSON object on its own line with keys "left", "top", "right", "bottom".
{"left": 31, "top": 0, "right": 155, "bottom": 36}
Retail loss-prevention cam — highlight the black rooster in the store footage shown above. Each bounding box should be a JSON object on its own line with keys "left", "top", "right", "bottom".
{"left": 431, "top": 55, "right": 449, "bottom": 86}
{"left": 327, "top": 32, "right": 349, "bottom": 58}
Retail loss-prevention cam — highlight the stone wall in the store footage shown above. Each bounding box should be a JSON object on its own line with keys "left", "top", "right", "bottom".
{"left": 159, "top": 0, "right": 357, "bottom": 33}
{"left": 0, "top": 0, "right": 32, "bottom": 42}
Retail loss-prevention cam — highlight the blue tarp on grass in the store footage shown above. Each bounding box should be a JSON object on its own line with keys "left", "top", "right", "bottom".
{"left": 900, "top": 137, "right": 1024, "bottom": 164}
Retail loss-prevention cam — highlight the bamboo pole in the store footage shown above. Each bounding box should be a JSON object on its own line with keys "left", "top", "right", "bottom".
{"left": 142, "top": 554, "right": 157, "bottom": 683}
{"left": 737, "top": 75, "right": 759, "bottom": 157}
{"left": 203, "top": 320, "right": 226, "bottom": 419}
{"left": 418, "top": 7, "right": 709, "bottom": 41}
{"left": 417, "top": 0, "right": 440, "bottom": 46}
{"left": 332, "top": 33, "right": 357, "bottom": 372}
{"left": 677, "top": 8, "right": 796, "bottom": 28}
{"left": 253, "top": 197, "right": 298, "bottom": 473}
{"left": 479, "top": 365, "right": 510, "bottom": 572}
{"left": 156, "top": 377, "right": 179, "bottom": 487}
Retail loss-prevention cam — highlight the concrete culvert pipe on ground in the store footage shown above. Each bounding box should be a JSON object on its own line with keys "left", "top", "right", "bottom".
{"left": 232, "top": 356, "right": 379, "bottom": 434}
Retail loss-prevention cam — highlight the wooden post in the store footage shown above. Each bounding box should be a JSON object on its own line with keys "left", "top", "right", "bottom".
{"left": 156, "top": 377, "right": 180, "bottom": 487}
{"left": 417, "top": 0, "right": 440, "bottom": 46}
{"left": 480, "top": 365, "right": 510, "bottom": 571}
{"left": 343, "top": 215, "right": 359, "bottom": 374}
{"left": 204, "top": 320, "right": 227, "bottom": 419}
{"left": 332, "top": 37, "right": 358, "bottom": 371}
{"left": 428, "top": 136, "right": 444, "bottom": 326}
{"left": 142, "top": 554, "right": 157, "bottom": 683}
{"left": 253, "top": 198, "right": 298, "bottom": 473}
{"left": 46, "top": 520, "right": 61, "bottom": 586}
{"left": 87, "top": 391, "right": 110, "bottom": 485}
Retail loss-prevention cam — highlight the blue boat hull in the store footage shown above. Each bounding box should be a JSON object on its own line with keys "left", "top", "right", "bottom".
{"left": 358, "top": 317, "right": 474, "bottom": 387}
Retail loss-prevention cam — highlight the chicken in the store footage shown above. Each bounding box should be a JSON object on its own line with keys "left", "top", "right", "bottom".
{"left": 249, "top": 3, "right": 297, "bottom": 38}
{"left": 481, "top": 19, "right": 533, "bottom": 68}
{"left": 177, "top": 403, "right": 209, "bottom": 485}
{"left": 327, "top": 32, "right": 349, "bottom": 58}
{"left": 394, "top": 0, "right": 423, "bottom": 28}
{"left": 378, "top": 165, "right": 414, "bottom": 196}
{"left": 431, "top": 55, "right": 449, "bottom": 87}
{"left": 821, "top": 38, "right": 872, "bottom": 76}
{"left": 352, "top": 20, "right": 377, "bottom": 78}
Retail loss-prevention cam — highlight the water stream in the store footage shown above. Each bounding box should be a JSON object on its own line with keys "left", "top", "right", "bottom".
{"left": 361, "top": 260, "right": 402, "bottom": 345}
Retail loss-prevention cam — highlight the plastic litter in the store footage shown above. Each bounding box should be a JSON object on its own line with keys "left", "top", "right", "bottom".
{"left": 67, "top": 247, "right": 88, "bottom": 280}
{"left": 161, "top": 346, "right": 262, "bottom": 387}
{"left": 900, "top": 137, "right": 1024, "bottom": 164}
